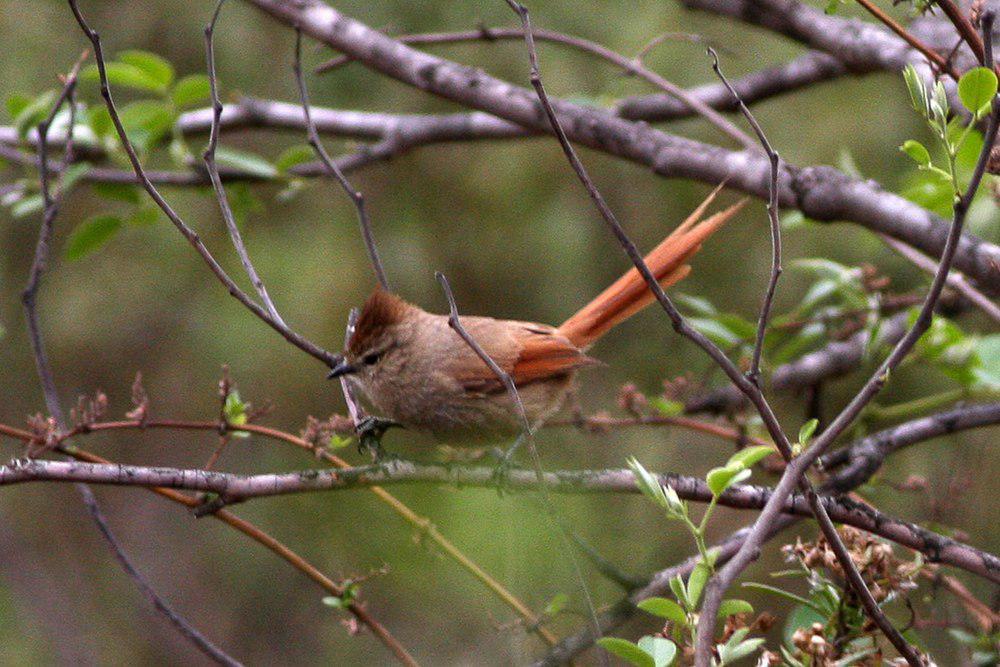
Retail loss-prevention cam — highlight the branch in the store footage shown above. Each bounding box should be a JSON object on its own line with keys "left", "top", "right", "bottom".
{"left": 3, "top": 456, "right": 996, "bottom": 582}
{"left": 202, "top": 0, "right": 286, "bottom": 327}
{"left": 314, "top": 24, "right": 757, "bottom": 150}
{"left": 66, "top": 0, "right": 339, "bottom": 369}
{"left": 20, "top": 52, "right": 241, "bottom": 667}
{"left": 293, "top": 30, "right": 390, "bottom": 289}
{"left": 243, "top": 0, "right": 1000, "bottom": 294}
{"left": 538, "top": 400, "right": 999, "bottom": 663}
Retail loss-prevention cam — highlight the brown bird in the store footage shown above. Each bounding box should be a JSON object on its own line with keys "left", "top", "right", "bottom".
{"left": 329, "top": 191, "right": 745, "bottom": 441}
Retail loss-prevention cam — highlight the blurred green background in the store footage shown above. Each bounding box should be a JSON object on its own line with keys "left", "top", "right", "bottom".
{"left": 0, "top": 0, "right": 997, "bottom": 664}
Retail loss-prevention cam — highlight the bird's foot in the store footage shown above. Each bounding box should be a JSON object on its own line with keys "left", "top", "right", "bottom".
{"left": 489, "top": 435, "right": 526, "bottom": 495}
{"left": 356, "top": 416, "right": 401, "bottom": 462}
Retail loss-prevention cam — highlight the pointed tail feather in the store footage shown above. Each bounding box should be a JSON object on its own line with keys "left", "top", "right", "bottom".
{"left": 557, "top": 195, "right": 746, "bottom": 348}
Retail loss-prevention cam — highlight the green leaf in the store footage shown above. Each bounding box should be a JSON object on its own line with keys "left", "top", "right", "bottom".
{"left": 171, "top": 74, "right": 211, "bottom": 109}
{"left": 686, "top": 561, "right": 710, "bottom": 608}
{"left": 321, "top": 595, "right": 349, "bottom": 609}
{"left": 637, "top": 597, "right": 687, "bottom": 626}
{"left": 543, "top": 593, "right": 569, "bottom": 617}
{"left": 82, "top": 62, "right": 169, "bottom": 94}
{"left": 782, "top": 602, "right": 828, "bottom": 646}
{"left": 628, "top": 457, "right": 668, "bottom": 509}
{"left": 65, "top": 214, "right": 123, "bottom": 260}
{"left": 798, "top": 419, "right": 819, "bottom": 447}
{"left": 973, "top": 335, "right": 1000, "bottom": 388}
{"left": 59, "top": 162, "right": 92, "bottom": 193}
{"left": 225, "top": 182, "right": 265, "bottom": 227}
{"left": 675, "top": 293, "right": 718, "bottom": 316}
{"left": 706, "top": 463, "right": 751, "bottom": 497}
{"left": 118, "top": 100, "right": 176, "bottom": 152}
{"left": 958, "top": 66, "right": 998, "bottom": 117}
{"left": 93, "top": 182, "right": 141, "bottom": 204}
{"left": 726, "top": 445, "right": 774, "bottom": 470}
{"left": 6, "top": 93, "right": 31, "bottom": 120}
{"left": 13, "top": 90, "right": 57, "bottom": 139}
{"left": 669, "top": 575, "right": 687, "bottom": 608}
{"left": 119, "top": 50, "right": 174, "bottom": 89}
{"left": 328, "top": 434, "right": 352, "bottom": 450}
{"left": 743, "top": 582, "right": 825, "bottom": 615}
{"left": 900, "top": 139, "right": 931, "bottom": 167}
{"left": 214, "top": 146, "right": 278, "bottom": 179}
{"left": 903, "top": 64, "right": 929, "bottom": 118}
{"left": 276, "top": 144, "right": 316, "bottom": 173}
{"left": 596, "top": 638, "right": 655, "bottom": 667}
{"left": 688, "top": 317, "right": 745, "bottom": 347}
{"left": 127, "top": 207, "right": 162, "bottom": 226}
{"left": 223, "top": 390, "right": 248, "bottom": 428}
{"left": 10, "top": 194, "right": 44, "bottom": 219}
{"left": 718, "top": 637, "right": 765, "bottom": 664}
{"left": 717, "top": 599, "right": 754, "bottom": 618}
{"left": 649, "top": 397, "right": 683, "bottom": 417}
{"left": 636, "top": 636, "right": 677, "bottom": 667}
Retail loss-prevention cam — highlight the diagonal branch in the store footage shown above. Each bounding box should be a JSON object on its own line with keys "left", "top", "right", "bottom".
{"left": 202, "top": 0, "right": 287, "bottom": 327}
{"left": 294, "top": 29, "right": 390, "bottom": 289}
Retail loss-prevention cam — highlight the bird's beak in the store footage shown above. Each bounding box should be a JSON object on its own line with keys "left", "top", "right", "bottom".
{"left": 327, "top": 357, "right": 357, "bottom": 379}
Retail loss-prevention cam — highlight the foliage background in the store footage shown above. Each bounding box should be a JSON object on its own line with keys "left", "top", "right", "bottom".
{"left": 0, "top": 0, "right": 996, "bottom": 664}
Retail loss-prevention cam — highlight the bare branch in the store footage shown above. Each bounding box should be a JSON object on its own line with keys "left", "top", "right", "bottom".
{"left": 293, "top": 29, "right": 390, "bottom": 289}
{"left": 66, "top": 0, "right": 338, "bottom": 368}
{"left": 202, "top": 0, "right": 287, "bottom": 327}
{"left": 708, "top": 48, "right": 781, "bottom": 383}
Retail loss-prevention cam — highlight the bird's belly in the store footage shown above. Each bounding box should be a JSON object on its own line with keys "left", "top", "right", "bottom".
{"left": 365, "top": 375, "right": 572, "bottom": 443}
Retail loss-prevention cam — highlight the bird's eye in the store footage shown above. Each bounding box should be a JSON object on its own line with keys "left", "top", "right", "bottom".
{"left": 362, "top": 351, "right": 383, "bottom": 366}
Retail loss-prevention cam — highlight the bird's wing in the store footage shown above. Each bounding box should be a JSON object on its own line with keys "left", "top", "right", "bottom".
{"left": 452, "top": 320, "right": 595, "bottom": 395}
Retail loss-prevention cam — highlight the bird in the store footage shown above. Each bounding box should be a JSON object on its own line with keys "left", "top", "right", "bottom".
{"left": 328, "top": 189, "right": 745, "bottom": 442}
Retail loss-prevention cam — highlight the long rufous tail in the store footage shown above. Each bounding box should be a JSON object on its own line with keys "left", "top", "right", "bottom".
{"left": 557, "top": 188, "right": 746, "bottom": 349}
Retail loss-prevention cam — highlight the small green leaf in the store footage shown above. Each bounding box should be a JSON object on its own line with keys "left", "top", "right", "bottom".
{"left": 637, "top": 597, "right": 687, "bottom": 626}
{"left": 82, "top": 62, "right": 168, "bottom": 94}
{"left": 903, "top": 64, "right": 929, "bottom": 118}
{"left": 322, "top": 595, "right": 349, "bottom": 609}
{"left": 214, "top": 146, "right": 278, "bottom": 179}
{"left": 636, "top": 636, "right": 677, "bottom": 667}
{"left": 328, "top": 434, "right": 352, "bottom": 450}
{"left": 6, "top": 93, "right": 31, "bottom": 120}
{"left": 276, "top": 144, "right": 317, "bottom": 173}
{"left": 10, "top": 194, "right": 44, "bottom": 218}
{"left": 596, "top": 638, "right": 655, "bottom": 667}
{"left": 172, "top": 74, "right": 211, "bottom": 109}
{"left": 726, "top": 445, "right": 774, "bottom": 470}
{"left": 973, "top": 335, "right": 1000, "bottom": 388}
{"left": 798, "top": 419, "right": 819, "bottom": 447}
{"left": 118, "top": 100, "right": 176, "bottom": 152}
{"left": 119, "top": 50, "right": 175, "bottom": 89}
{"left": 65, "top": 214, "right": 123, "bottom": 260}
{"left": 223, "top": 390, "right": 248, "bottom": 428}
{"left": 686, "top": 561, "right": 710, "bottom": 608}
{"left": 628, "top": 457, "right": 668, "bottom": 509}
{"left": 669, "top": 575, "right": 687, "bottom": 608}
{"left": 649, "top": 397, "right": 683, "bottom": 417}
{"left": 718, "top": 637, "right": 765, "bottom": 663}
{"left": 958, "top": 66, "right": 998, "bottom": 117}
{"left": 59, "top": 162, "right": 92, "bottom": 192}
{"left": 93, "top": 182, "right": 141, "bottom": 204}
{"left": 900, "top": 139, "right": 931, "bottom": 167}
{"left": 706, "top": 463, "right": 751, "bottom": 497}
{"left": 717, "top": 599, "right": 754, "bottom": 618}
{"left": 543, "top": 593, "right": 569, "bottom": 617}
{"left": 127, "top": 207, "right": 161, "bottom": 226}
{"left": 13, "top": 90, "right": 57, "bottom": 139}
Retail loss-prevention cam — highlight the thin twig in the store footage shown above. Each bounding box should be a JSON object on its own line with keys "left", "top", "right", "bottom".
{"left": 881, "top": 234, "right": 1000, "bottom": 325}
{"left": 202, "top": 0, "right": 287, "bottom": 327}
{"left": 708, "top": 47, "right": 781, "bottom": 383}
{"left": 294, "top": 29, "right": 390, "bottom": 289}
{"left": 20, "top": 52, "right": 241, "bottom": 667}
{"left": 435, "top": 270, "right": 604, "bottom": 656}
{"left": 854, "top": 0, "right": 958, "bottom": 78}
{"left": 313, "top": 25, "right": 756, "bottom": 150}
{"left": 66, "top": 0, "right": 338, "bottom": 368}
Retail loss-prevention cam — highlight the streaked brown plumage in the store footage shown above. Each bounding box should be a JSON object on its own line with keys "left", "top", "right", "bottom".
{"left": 331, "top": 192, "right": 745, "bottom": 440}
